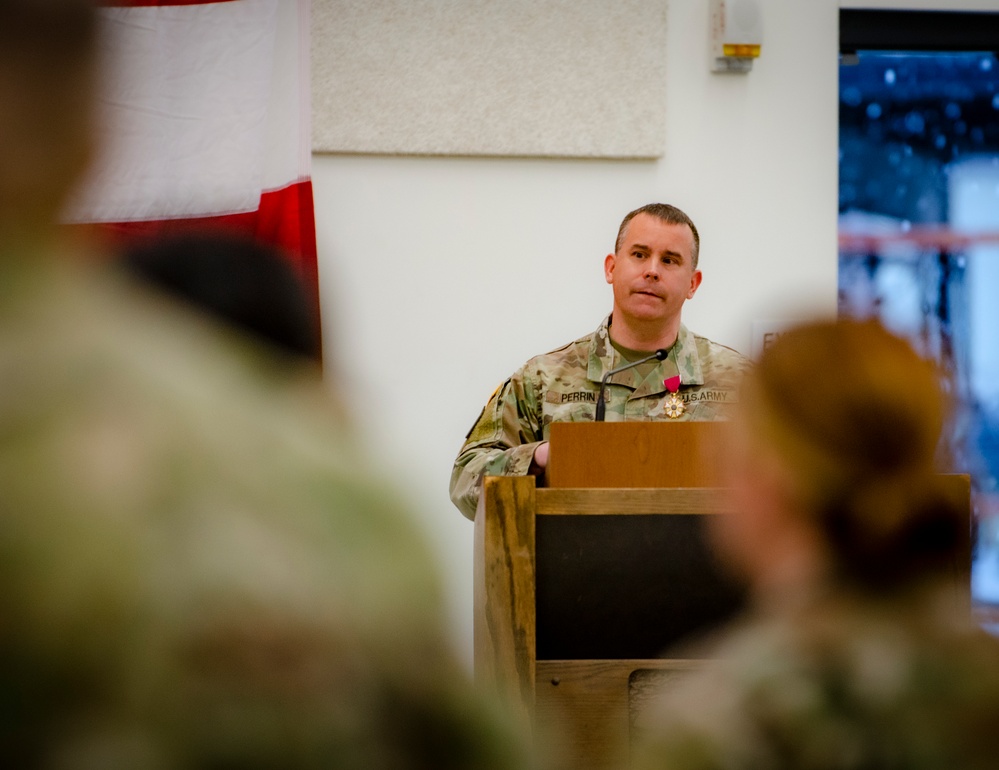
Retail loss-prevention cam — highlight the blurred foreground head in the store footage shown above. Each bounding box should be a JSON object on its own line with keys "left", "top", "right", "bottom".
{"left": 122, "top": 231, "right": 322, "bottom": 364}
{"left": 0, "top": 0, "right": 98, "bottom": 247}
{"left": 716, "top": 318, "right": 964, "bottom": 598}
{"left": 632, "top": 319, "right": 999, "bottom": 770}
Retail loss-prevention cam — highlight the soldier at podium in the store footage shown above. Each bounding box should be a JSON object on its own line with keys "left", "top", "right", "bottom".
{"left": 450, "top": 203, "right": 748, "bottom": 519}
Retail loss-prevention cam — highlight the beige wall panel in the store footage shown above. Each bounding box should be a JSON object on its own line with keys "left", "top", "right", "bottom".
{"left": 312, "top": 0, "right": 668, "bottom": 158}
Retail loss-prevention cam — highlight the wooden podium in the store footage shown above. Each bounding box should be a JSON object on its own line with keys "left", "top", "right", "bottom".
{"left": 473, "top": 422, "right": 746, "bottom": 770}
{"left": 473, "top": 422, "right": 973, "bottom": 770}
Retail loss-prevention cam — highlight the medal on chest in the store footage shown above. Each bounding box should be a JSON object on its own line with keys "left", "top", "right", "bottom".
{"left": 663, "top": 375, "right": 684, "bottom": 419}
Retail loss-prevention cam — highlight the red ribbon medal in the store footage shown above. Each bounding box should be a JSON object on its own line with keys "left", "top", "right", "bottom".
{"left": 663, "top": 375, "right": 684, "bottom": 419}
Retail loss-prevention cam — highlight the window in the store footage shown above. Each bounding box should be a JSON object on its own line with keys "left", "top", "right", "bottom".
{"left": 839, "top": 10, "right": 999, "bottom": 627}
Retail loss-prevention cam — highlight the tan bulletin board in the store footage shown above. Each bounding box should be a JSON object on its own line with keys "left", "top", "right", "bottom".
{"left": 311, "top": 0, "right": 668, "bottom": 159}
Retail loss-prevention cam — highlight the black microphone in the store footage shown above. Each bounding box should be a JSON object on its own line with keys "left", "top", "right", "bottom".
{"left": 594, "top": 348, "right": 670, "bottom": 421}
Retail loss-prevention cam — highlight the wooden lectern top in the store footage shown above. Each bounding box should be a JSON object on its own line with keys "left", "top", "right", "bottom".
{"left": 546, "top": 421, "right": 733, "bottom": 488}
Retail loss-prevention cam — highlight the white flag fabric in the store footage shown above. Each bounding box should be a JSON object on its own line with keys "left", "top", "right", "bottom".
{"left": 66, "top": 0, "right": 317, "bottom": 294}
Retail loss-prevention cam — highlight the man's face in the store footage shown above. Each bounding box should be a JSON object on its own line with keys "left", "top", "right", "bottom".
{"left": 604, "top": 213, "right": 702, "bottom": 330}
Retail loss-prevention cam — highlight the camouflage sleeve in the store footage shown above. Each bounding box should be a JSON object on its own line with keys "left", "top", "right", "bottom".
{"left": 449, "top": 370, "right": 544, "bottom": 520}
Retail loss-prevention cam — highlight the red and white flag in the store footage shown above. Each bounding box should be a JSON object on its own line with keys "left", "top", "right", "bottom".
{"left": 67, "top": 0, "right": 317, "bottom": 303}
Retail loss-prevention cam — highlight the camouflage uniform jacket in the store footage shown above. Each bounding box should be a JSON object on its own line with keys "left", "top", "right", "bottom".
{"left": 631, "top": 586, "right": 999, "bottom": 769}
{"left": 449, "top": 316, "right": 749, "bottom": 519}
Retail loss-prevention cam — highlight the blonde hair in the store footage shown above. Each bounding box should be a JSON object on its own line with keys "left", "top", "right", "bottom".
{"left": 744, "top": 319, "right": 964, "bottom": 591}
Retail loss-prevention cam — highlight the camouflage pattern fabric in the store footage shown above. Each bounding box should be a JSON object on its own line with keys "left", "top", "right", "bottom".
{"left": 631, "top": 587, "right": 999, "bottom": 770}
{"left": 0, "top": 254, "right": 532, "bottom": 769}
{"left": 449, "top": 316, "right": 749, "bottom": 519}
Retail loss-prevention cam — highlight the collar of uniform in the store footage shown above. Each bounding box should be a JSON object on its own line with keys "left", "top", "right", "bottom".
{"left": 672, "top": 323, "right": 705, "bottom": 387}
{"left": 586, "top": 316, "right": 617, "bottom": 383}
{"left": 586, "top": 317, "right": 704, "bottom": 394}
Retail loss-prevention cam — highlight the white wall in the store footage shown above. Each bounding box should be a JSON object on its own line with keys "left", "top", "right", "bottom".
{"left": 311, "top": 0, "right": 998, "bottom": 666}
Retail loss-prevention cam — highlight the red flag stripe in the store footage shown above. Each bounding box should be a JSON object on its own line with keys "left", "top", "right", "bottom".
{"left": 91, "top": 180, "right": 317, "bottom": 282}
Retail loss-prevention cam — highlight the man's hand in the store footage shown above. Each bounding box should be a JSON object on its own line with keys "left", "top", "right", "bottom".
{"left": 529, "top": 442, "right": 549, "bottom": 477}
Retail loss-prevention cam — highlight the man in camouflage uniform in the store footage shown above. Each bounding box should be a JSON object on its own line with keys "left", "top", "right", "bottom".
{"left": 450, "top": 202, "right": 748, "bottom": 519}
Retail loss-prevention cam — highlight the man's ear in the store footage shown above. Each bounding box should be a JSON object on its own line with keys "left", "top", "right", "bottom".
{"left": 687, "top": 269, "right": 703, "bottom": 299}
{"left": 604, "top": 253, "right": 616, "bottom": 285}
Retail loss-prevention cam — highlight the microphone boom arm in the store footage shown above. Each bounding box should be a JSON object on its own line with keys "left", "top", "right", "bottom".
{"left": 594, "top": 348, "right": 669, "bottom": 422}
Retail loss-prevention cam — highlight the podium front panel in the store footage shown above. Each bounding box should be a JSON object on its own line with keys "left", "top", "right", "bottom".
{"left": 535, "top": 512, "right": 746, "bottom": 660}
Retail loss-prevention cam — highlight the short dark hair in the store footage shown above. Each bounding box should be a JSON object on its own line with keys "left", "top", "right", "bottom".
{"left": 122, "top": 231, "right": 321, "bottom": 363}
{"left": 0, "top": 0, "right": 97, "bottom": 67}
{"left": 0, "top": 0, "right": 99, "bottom": 230}
{"left": 614, "top": 203, "right": 700, "bottom": 268}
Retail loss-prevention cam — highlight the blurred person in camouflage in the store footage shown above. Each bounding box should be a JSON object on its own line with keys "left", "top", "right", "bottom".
{"left": 632, "top": 319, "right": 999, "bottom": 770}
{"left": 450, "top": 203, "right": 748, "bottom": 519}
{"left": 0, "top": 1, "right": 532, "bottom": 767}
